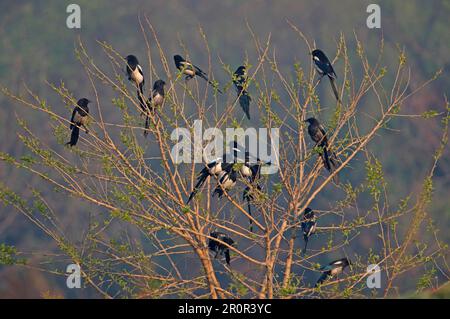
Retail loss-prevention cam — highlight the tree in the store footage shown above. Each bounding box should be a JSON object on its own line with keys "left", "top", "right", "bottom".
{"left": 1, "top": 20, "right": 448, "bottom": 298}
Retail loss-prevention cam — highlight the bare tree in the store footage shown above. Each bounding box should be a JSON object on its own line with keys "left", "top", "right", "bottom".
{"left": 1, "top": 19, "right": 449, "bottom": 299}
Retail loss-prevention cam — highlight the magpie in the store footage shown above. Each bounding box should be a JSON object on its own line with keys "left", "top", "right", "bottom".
{"left": 300, "top": 207, "right": 317, "bottom": 254}
{"left": 125, "top": 55, "right": 145, "bottom": 96}
{"left": 315, "top": 258, "right": 351, "bottom": 287}
{"left": 311, "top": 49, "right": 340, "bottom": 102}
{"left": 305, "top": 117, "right": 339, "bottom": 182}
{"left": 138, "top": 79, "right": 166, "bottom": 137}
{"left": 212, "top": 141, "right": 241, "bottom": 198}
{"left": 208, "top": 231, "right": 235, "bottom": 265}
{"left": 173, "top": 54, "right": 222, "bottom": 93}
{"left": 66, "top": 98, "right": 90, "bottom": 147}
{"left": 186, "top": 142, "right": 240, "bottom": 204}
{"left": 212, "top": 164, "right": 238, "bottom": 198}
{"left": 233, "top": 66, "right": 251, "bottom": 119}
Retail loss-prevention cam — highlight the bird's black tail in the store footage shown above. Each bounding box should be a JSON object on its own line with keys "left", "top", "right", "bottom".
{"left": 329, "top": 151, "right": 340, "bottom": 184}
{"left": 321, "top": 146, "right": 332, "bottom": 172}
{"left": 247, "top": 199, "right": 253, "bottom": 233}
{"left": 302, "top": 235, "right": 309, "bottom": 256}
{"left": 315, "top": 272, "right": 330, "bottom": 287}
{"left": 328, "top": 75, "right": 340, "bottom": 103}
{"left": 137, "top": 90, "right": 150, "bottom": 114}
{"left": 66, "top": 126, "right": 80, "bottom": 147}
{"left": 224, "top": 249, "right": 231, "bottom": 265}
{"left": 322, "top": 147, "right": 340, "bottom": 184}
{"left": 212, "top": 187, "right": 224, "bottom": 198}
{"left": 239, "top": 94, "right": 251, "bottom": 120}
{"left": 144, "top": 116, "right": 150, "bottom": 137}
{"left": 137, "top": 90, "right": 152, "bottom": 137}
{"left": 243, "top": 186, "right": 255, "bottom": 232}
{"left": 198, "top": 73, "right": 223, "bottom": 94}
{"left": 187, "top": 171, "right": 209, "bottom": 204}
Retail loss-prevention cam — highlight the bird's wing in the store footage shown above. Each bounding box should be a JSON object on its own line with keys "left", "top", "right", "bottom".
{"left": 250, "top": 163, "right": 261, "bottom": 182}
{"left": 233, "top": 73, "right": 246, "bottom": 92}
{"left": 315, "top": 272, "right": 330, "bottom": 286}
{"left": 320, "top": 264, "right": 333, "bottom": 272}
{"left": 126, "top": 64, "right": 132, "bottom": 80}
{"left": 180, "top": 60, "right": 194, "bottom": 71}
{"left": 328, "top": 63, "right": 337, "bottom": 79}
{"left": 318, "top": 126, "right": 329, "bottom": 145}
{"left": 194, "top": 65, "right": 208, "bottom": 80}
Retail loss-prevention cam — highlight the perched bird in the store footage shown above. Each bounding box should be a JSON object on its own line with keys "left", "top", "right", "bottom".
{"left": 125, "top": 55, "right": 145, "bottom": 95}
{"left": 315, "top": 258, "right": 351, "bottom": 287}
{"left": 213, "top": 164, "right": 238, "bottom": 198}
{"left": 233, "top": 66, "right": 251, "bottom": 119}
{"left": 186, "top": 142, "right": 240, "bottom": 203}
{"left": 173, "top": 54, "right": 222, "bottom": 93}
{"left": 66, "top": 98, "right": 90, "bottom": 147}
{"left": 138, "top": 79, "right": 166, "bottom": 137}
{"left": 212, "top": 144, "right": 240, "bottom": 198}
{"left": 305, "top": 117, "right": 339, "bottom": 182}
{"left": 311, "top": 49, "right": 340, "bottom": 102}
{"left": 208, "top": 231, "right": 235, "bottom": 265}
{"left": 300, "top": 207, "right": 317, "bottom": 254}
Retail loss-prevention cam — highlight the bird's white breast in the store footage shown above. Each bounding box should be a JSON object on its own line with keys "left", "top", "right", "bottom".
{"left": 240, "top": 165, "right": 252, "bottom": 177}
{"left": 220, "top": 173, "right": 236, "bottom": 189}
{"left": 184, "top": 69, "right": 195, "bottom": 76}
{"left": 153, "top": 93, "right": 164, "bottom": 106}
{"left": 73, "top": 112, "right": 86, "bottom": 125}
{"left": 131, "top": 68, "right": 144, "bottom": 84}
{"left": 209, "top": 162, "right": 222, "bottom": 175}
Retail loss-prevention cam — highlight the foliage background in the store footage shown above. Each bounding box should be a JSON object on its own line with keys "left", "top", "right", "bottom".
{"left": 0, "top": 0, "right": 449, "bottom": 298}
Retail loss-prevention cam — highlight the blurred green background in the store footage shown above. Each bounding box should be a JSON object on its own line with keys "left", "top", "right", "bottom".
{"left": 0, "top": 0, "right": 449, "bottom": 298}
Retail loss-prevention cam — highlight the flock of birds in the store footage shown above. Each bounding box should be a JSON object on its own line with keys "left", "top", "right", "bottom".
{"left": 65, "top": 49, "right": 350, "bottom": 287}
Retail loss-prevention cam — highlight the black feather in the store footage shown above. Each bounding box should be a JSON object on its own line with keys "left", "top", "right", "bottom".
{"left": 239, "top": 95, "right": 251, "bottom": 120}
{"left": 66, "top": 126, "right": 80, "bottom": 147}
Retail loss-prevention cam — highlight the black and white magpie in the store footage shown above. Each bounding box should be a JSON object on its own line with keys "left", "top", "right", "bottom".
{"left": 213, "top": 163, "right": 238, "bottom": 198}
{"left": 315, "top": 258, "right": 351, "bottom": 287}
{"left": 305, "top": 117, "right": 339, "bottom": 182}
{"left": 212, "top": 144, "right": 240, "bottom": 198}
{"left": 311, "top": 49, "right": 340, "bottom": 102}
{"left": 125, "top": 55, "right": 145, "bottom": 95}
{"left": 300, "top": 207, "right": 317, "bottom": 254}
{"left": 208, "top": 231, "right": 235, "bottom": 265}
{"left": 138, "top": 79, "right": 166, "bottom": 137}
{"left": 173, "top": 54, "right": 222, "bottom": 93}
{"left": 66, "top": 98, "right": 90, "bottom": 147}
{"left": 233, "top": 66, "right": 251, "bottom": 120}
{"left": 186, "top": 142, "right": 240, "bottom": 204}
